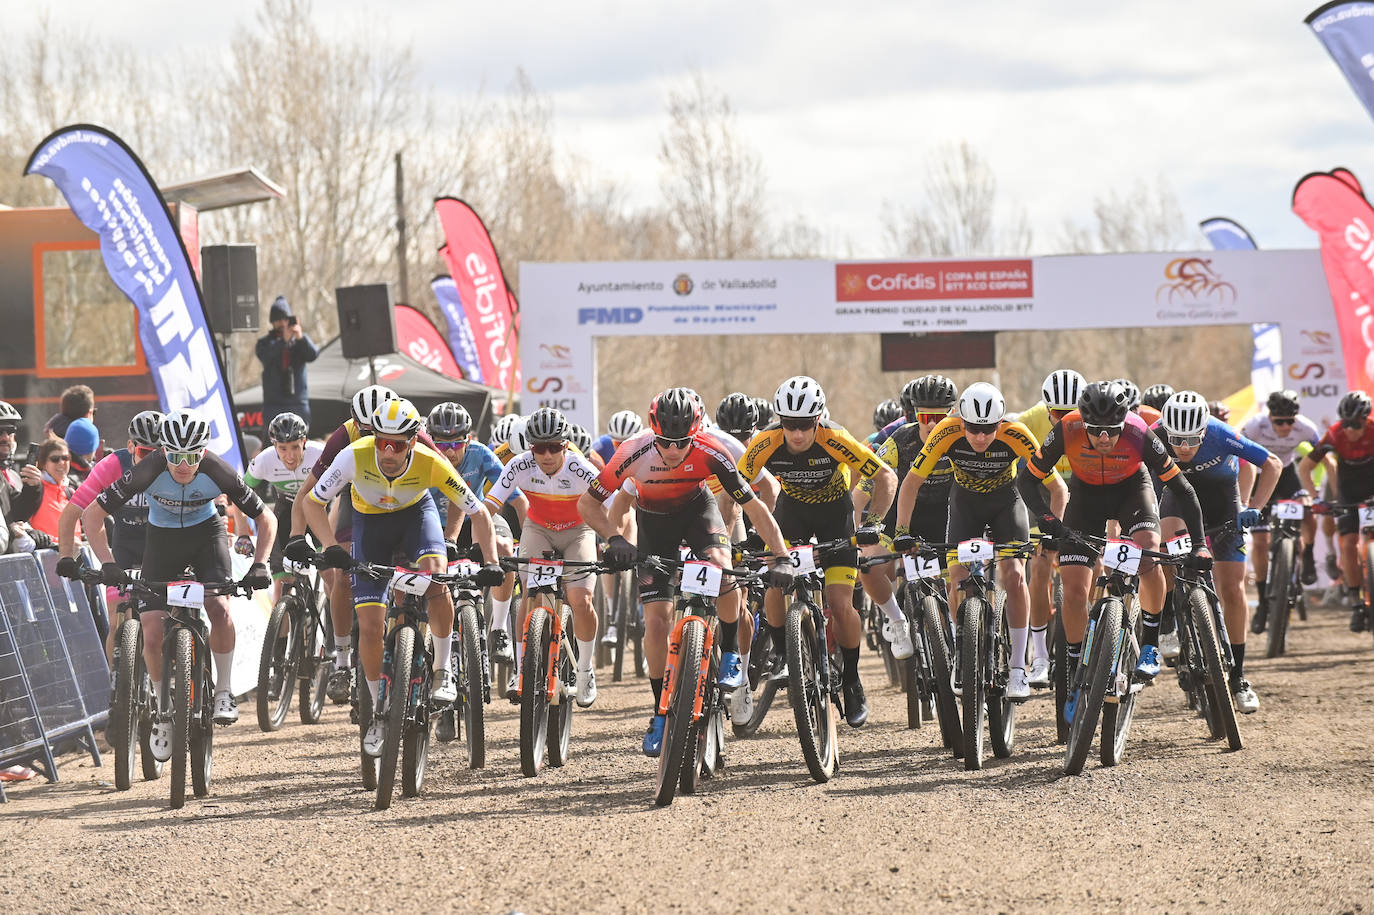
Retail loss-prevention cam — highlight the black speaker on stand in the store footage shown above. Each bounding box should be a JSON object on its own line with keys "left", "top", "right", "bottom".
{"left": 202, "top": 245, "right": 260, "bottom": 334}
{"left": 336, "top": 284, "right": 397, "bottom": 384}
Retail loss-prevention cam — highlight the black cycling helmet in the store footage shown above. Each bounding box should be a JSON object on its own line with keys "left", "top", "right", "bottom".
{"left": 873, "top": 398, "right": 902, "bottom": 432}
{"left": 1141, "top": 383, "right": 1174, "bottom": 412}
{"left": 1338, "top": 390, "right": 1372, "bottom": 426}
{"left": 1266, "top": 389, "right": 1300, "bottom": 418}
{"left": 907, "top": 374, "right": 959, "bottom": 411}
{"left": 715, "top": 392, "right": 757, "bottom": 435}
{"left": 427, "top": 401, "right": 472, "bottom": 439}
{"left": 649, "top": 387, "right": 701, "bottom": 439}
{"left": 524, "top": 407, "right": 569, "bottom": 443}
{"left": 752, "top": 396, "right": 775, "bottom": 428}
{"left": 268, "top": 412, "right": 308, "bottom": 443}
{"left": 1077, "top": 381, "right": 1130, "bottom": 427}
{"left": 1113, "top": 378, "right": 1142, "bottom": 412}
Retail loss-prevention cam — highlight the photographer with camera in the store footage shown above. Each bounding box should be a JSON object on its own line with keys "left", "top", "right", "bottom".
{"left": 255, "top": 295, "right": 319, "bottom": 430}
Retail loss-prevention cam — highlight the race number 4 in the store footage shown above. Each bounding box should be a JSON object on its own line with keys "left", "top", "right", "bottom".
{"left": 903, "top": 553, "right": 940, "bottom": 580}
{"left": 1103, "top": 539, "right": 1142, "bottom": 575}
{"left": 390, "top": 569, "right": 433, "bottom": 596}
{"left": 680, "top": 560, "right": 723, "bottom": 597}
{"left": 166, "top": 580, "right": 204, "bottom": 608}
{"left": 957, "top": 538, "right": 993, "bottom": 564}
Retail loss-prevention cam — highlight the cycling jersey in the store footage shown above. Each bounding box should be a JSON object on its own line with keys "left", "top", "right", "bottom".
{"left": 244, "top": 441, "right": 325, "bottom": 502}
{"left": 310, "top": 418, "right": 437, "bottom": 478}
{"left": 71, "top": 448, "right": 149, "bottom": 567}
{"left": 310, "top": 438, "right": 483, "bottom": 517}
{"left": 587, "top": 429, "right": 753, "bottom": 513}
{"left": 493, "top": 441, "right": 516, "bottom": 466}
{"left": 911, "top": 417, "right": 1055, "bottom": 493}
{"left": 738, "top": 421, "right": 882, "bottom": 504}
{"left": 592, "top": 433, "right": 619, "bottom": 464}
{"left": 869, "top": 421, "right": 952, "bottom": 539}
{"left": 1018, "top": 402, "right": 1072, "bottom": 477}
{"left": 703, "top": 428, "right": 746, "bottom": 497}
{"left": 485, "top": 449, "right": 598, "bottom": 531}
{"left": 1157, "top": 417, "right": 1270, "bottom": 489}
{"left": 1240, "top": 414, "right": 1320, "bottom": 468}
{"left": 1306, "top": 420, "right": 1374, "bottom": 470}
{"left": 1137, "top": 405, "right": 1162, "bottom": 427}
{"left": 1028, "top": 411, "right": 1179, "bottom": 486}
{"left": 454, "top": 440, "right": 505, "bottom": 497}
{"left": 98, "top": 451, "right": 263, "bottom": 529}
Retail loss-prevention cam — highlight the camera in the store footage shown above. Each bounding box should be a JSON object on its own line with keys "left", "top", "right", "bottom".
{"left": 287, "top": 315, "right": 298, "bottom": 326}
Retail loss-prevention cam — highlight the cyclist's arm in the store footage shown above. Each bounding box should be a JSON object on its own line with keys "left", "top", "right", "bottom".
{"left": 1019, "top": 421, "right": 1067, "bottom": 520}
{"left": 740, "top": 498, "right": 790, "bottom": 559}
{"left": 578, "top": 487, "right": 620, "bottom": 541}
{"left": 608, "top": 486, "right": 636, "bottom": 535}
{"left": 81, "top": 501, "right": 115, "bottom": 565}
{"left": 1247, "top": 453, "right": 1283, "bottom": 509}
{"left": 1046, "top": 471, "right": 1068, "bottom": 517}
{"left": 1298, "top": 452, "right": 1322, "bottom": 499}
{"left": 290, "top": 470, "right": 319, "bottom": 536}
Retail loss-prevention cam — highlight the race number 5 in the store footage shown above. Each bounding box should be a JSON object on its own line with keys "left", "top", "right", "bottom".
{"left": 957, "top": 538, "right": 993, "bottom": 564}
{"left": 680, "top": 560, "right": 723, "bottom": 597}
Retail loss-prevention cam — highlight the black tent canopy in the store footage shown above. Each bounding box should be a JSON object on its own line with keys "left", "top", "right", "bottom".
{"left": 235, "top": 336, "right": 510, "bottom": 439}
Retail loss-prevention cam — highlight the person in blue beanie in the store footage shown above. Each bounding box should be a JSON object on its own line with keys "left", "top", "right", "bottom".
{"left": 63, "top": 417, "right": 100, "bottom": 483}
{"left": 255, "top": 295, "right": 318, "bottom": 430}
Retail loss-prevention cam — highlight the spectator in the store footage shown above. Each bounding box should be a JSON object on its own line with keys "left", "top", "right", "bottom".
{"left": 0, "top": 399, "right": 42, "bottom": 524}
{"left": 19, "top": 438, "right": 72, "bottom": 547}
{"left": 43, "top": 384, "right": 95, "bottom": 439}
{"left": 64, "top": 417, "right": 100, "bottom": 483}
{"left": 255, "top": 295, "right": 318, "bottom": 429}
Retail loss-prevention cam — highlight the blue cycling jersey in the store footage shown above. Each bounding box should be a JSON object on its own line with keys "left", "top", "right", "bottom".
{"left": 1159, "top": 417, "right": 1270, "bottom": 490}
{"left": 593, "top": 433, "right": 618, "bottom": 463}
{"left": 456, "top": 441, "right": 505, "bottom": 497}
{"left": 98, "top": 450, "right": 264, "bottom": 529}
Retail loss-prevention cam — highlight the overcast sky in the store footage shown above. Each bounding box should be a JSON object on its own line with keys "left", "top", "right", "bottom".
{"left": 14, "top": 0, "right": 1374, "bottom": 255}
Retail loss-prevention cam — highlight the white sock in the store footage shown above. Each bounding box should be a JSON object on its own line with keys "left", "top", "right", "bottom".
{"left": 366, "top": 678, "right": 381, "bottom": 706}
{"left": 577, "top": 638, "right": 595, "bottom": 672}
{"left": 879, "top": 594, "right": 903, "bottom": 627}
{"left": 1010, "top": 626, "right": 1028, "bottom": 671}
{"left": 490, "top": 596, "right": 512, "bottom": 631}
{"left": 334, "top": 635, "right": 350, "bottom": 663}
{"left": 432, "top": 634, "right": 452, "bottom": 674}
{"left": 152, "top": 677, "right": 166, "bottom": 711}
{"left": 213, "top": 651, "right": 234, "bottom": 692}
{"left": 1031, "top": 624, "right": 1048, "bottom": 661}
{"left": 512, "top": 639, "right": 521, "bottom": 676}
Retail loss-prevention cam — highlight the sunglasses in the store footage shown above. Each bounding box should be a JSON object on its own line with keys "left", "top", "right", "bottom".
{"left": 48, "top": 454, "right": 70, "bottom": 463}
{"left": 374, "top": 436, "right": 412, "bottom": 454}
{"left": 0, "top": 426, "right": 15, "bottom": 436}
{"left": 916, "top": 412, "right": 947, "bottom": 424}
{"left": 531, "top": 441, "right": 566, "bottom": 455}
{"left": 164, "top": 449, "right": 204, "bottom": 466}
{"left": 1168, "top": 433, "right": 1204, "bottom": 448}
{"left": 654, "top": 435, "right": 693, "bottom": 449}
{"left": 134, "top": 445, "right": 156, "bottom": 458}
{"left": 964, "top": 422, "right": 999, "bottom": 435}
{"left": 1341, "top": 418, "right": 1366, "bottom": 429}
{"left": 1085, "top": 423, "right": 1124, "bottom": 438}
{"left": 1271, "top": 417, "right": 1296, "bottom": 427}
{"left": 779, "top": 417, "right": 818, "bottom": 432}
{"left": 433, "top": 438, "right": 468, "bottom": 449}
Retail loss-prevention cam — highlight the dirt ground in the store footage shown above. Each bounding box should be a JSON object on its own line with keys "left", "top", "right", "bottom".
{"left": 4, "top": 596, "right": 1373, "bottom": 914}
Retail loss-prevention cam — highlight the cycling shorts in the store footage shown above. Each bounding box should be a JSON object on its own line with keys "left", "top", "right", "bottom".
{"left": 1058, "top": 469, "right": 1161, "bottom": 567}
{"left": 773, "top": 492, "right": 857, "bottom": 588}
{"left": 1335, "top": 474, "right": 1374, "bottom": 536}
{"left": 454, "top": 508, "right": 512, "bottom": 550}
{"left": 635, "top": 489, "right": 730, "bottom": 603}
{"left": 518, "top": 522, "right": 596, "bottom": 590}
{"left": 333, "top": 491, "right": 354, "bottom": 546}
{"left": 1161, "top": 485, "right": 1246, "bottom": 562}
{"left": 884, "top": 496, "right": 949, "bottom": 546}
{"left": 1252, "top": 464, "right": 1304, "bottom": 533}
{"left": 141, "top": 516, "right": 232, "bottom": 586}
{"left": 946, "top": 485, "right": 1029, "bottom": 549}
{"left": 350, "top": 493, "right": 445, "bottom": 607}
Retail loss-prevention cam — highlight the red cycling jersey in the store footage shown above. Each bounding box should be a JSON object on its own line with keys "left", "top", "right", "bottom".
{"left": 1030, "top": 410, "right": 1180, "bottom": 486}
{"left": 1312, "top": 421, "right": 1374, "bottom": 468}
{"left": 586, "top": 429, "right": 754, "bottom": 513}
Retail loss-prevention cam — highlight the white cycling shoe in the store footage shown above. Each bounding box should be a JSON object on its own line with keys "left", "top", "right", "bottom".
{"left": 1027, "top": 656, "right": 1051, "bottom": 688}
{"left": 431, "top": 669, "right": 457, "bottom": 704}
{"left": 888, "top": 618, "right": 916, "bottom": 660}
{"left": 363, "top": 718, "right": 385, "bottom": 757}
{"left": 575, "top": 668, "right": 597, "bottom": 708}
{"left": 213, "top": 690, "right": 238, "bottom": 725}
{"left": 729, "top": 681, "right": 754, "bottom": 722}
{"left": 1005, "top": 668, "right": 1031, "bottom": 700}
{"left": 148, "top": 718, "right": 173, "bottom": 762}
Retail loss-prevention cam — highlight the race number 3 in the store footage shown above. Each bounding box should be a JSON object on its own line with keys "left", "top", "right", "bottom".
{"left": 788, "top": 545, "right": 817, "bottom": 574}
{"left": 1103, "top": 539, "right": 1142, "bottom": 575}
{"left": 166, "top": 580, "right": 204, "bottom": 608}
{"left": 957, "top": 538, "right": 993, "bottom": 564}
{"left": 680, "top": 560, "right": 723, "bottom": 597}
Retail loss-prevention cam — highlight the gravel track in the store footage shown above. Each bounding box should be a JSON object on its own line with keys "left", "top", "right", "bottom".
{"left": 4, "top": 597, "right": 1373, "bottom": 913}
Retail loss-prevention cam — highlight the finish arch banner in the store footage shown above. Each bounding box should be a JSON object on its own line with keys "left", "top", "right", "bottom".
{"left": 395, "top": 303, "right": 462, "bottom": 380}
{"left": 434, "top": 197, "right": 519, "bottom": 392}
{"left": 520, "top": 250, "right": 1342, "bottom": 431}
{"left": 24, "top": 124, "right": 244, "bottom": 470}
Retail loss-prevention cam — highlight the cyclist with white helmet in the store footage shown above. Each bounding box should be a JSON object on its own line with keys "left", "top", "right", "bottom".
{"left": 895, "top": 382, "right": 1067, "bottom": 700}
{"left": 1157, "top": 390, "right": 1281, "bottom": 713}
{"left": 291, "top": 398, "right": 505, "bottom": 756}
{"left": 490, "top": 414, "right": 528, "bottom": 464}
{"left": 737, "top": 375, "right": 897, "bottom": 727}
{"left": 594, "top": 410, "right": 644, "bottom": 464}
{"left": 78, "top": 408, "right": 277, "bottom": 751}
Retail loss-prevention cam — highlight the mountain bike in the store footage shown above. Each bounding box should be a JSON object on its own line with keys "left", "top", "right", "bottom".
{"left": 890, "top": 549, "right": 963, "bottom": 755}
{"left": 256, "top": 560, "right": 333, "bottom": 731}
{"left": 1256, "top": 499, "right": 1307, "bottom": 658}
{"left": 436, "top": 557, "right": 490, "bottom": 769}
{"left": 1316, "top": 500, "right": 1374, "bottom": 639}
{"left": 732, "top": 570, "right": 780, "bottom": 737}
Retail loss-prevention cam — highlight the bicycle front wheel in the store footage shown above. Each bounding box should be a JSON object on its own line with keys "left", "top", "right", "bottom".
{"left": 919, "top": 594, "right": 962, "bottom": 757}
{"left": 959, "top": 597, "right": 987, "bottom": 771}
{"left": 1064, "top": 597, "right": 1121, "bottom": 776}
{"left": 986, "top": 595, "right": 1016, "bottom": 759}
{"left": 401, "top": 634, "right": 431, "bottom": 798}
{"left": 519, "top": 608, "right": 552, "bottom": 778}
{"left": 190, "top": 644, "right": 213, "bottom": 799}
{"left": 1191, "top": 586, "right": 1242, "bottom": 752}
{"left": 257, "top": 596, "right": 300, "bottom": 732}
{"left": 786, "top": 603, "right": 837, "bottom": 783}
{"left": 459, "top": 602, "right": 486, "bottom": 769}
{"left": 655, "top": 619, "right": 704, "bottom": 807}
{"left": 170, "top": 628, "right": 193, "bottom": 809}
{"left": 112, "top": 618, "right": 140, "bottom": 791}
{"left": 376, "top": 625, "right": 415, "bottom": 810}
{"left": 547, "top": 606, "right": 575, "bottom": 769}
{"left": 1101, "top": 601, "right": 1141, "bottom": 768}
{"left": 1265, "top": 537, "right": 1293, "bottom": 659}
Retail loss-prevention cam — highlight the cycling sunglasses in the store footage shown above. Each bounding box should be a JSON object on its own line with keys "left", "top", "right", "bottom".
{"left": 654, "top": 435, "right": 693, "bottom": 449}
{"left": 1270, "top": 417, "right": 1296, "bottom": 427}
{"left": 374, "top": 435, "right": 413, "bottom": 454}
{"left": 1341, "top": 417, "right": 1367, "bottom": 429}
{"left": 164, "top": 448, "right": 205, "bottom": 466}
{"left": 779, "top": 416, "right": 818, "bottom": 432}
{"left": 916, "top": 412, "right": 947, "bottom": 424}
{"left": 1168, "top": 433, "right": 1204, "bottom": 448}
{"left": 964, "top": 421, "right": 999, "bottom": 435}
{"left": 1085, "top": 423, "right": 1124, "bottom": 438}
{"left": 432, "top": 437, "right": 468, "bottom": 449}
{"left": 0, "top": 425, "right": 15, "bottom": 436}
{"left": 530, "top": 441, "right": 566, "bottom": 455}
{"left": 133, "top": 445, "right": 156, "bottom": 459}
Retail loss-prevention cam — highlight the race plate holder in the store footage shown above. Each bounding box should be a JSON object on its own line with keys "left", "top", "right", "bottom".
{"left": 528, "top": 559, "right": 562, "bottom": 590}
{"left": 903, "top": 553, "right": 940, "bottom": 580}
{"left": 1359, "top": 505, "right": 1374, "bottom": 528}
{"left": 1165, "top": 535, "right": 1192, "bottom": 556}
{"left": 957, "top": 538, "right": 994, "bottom": 565}
{"left": 788, "top": 545, "right": 817, "bottom": 574}
{"left": 1272, "top": 500, "right": 1303, "bottom": 521}
{"left": 166, "top": 580, "right": 204, "bottom": 608}
{"left": 390, "top": 569, "right": 433, "bottom": 596}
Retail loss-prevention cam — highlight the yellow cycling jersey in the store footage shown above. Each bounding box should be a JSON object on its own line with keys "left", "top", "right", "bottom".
{"left": 1018, "top": 402, "right": 1073, "bottom": 478}
{"left": 494, "top": 441, "right": 516, "bottom": 466}
{"left": 910, "top": 417, "right": 1059, "bottom": 494}
{"left": 738, "top": 421, "right": 882, "bottom": 504}
{"left": 310, "top": 438, "right": 483, "bottom": 516}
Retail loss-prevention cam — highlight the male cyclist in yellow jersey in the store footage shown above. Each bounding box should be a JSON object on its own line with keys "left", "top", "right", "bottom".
{"left": 288, "top": 398, "right": 504, "bottom": 755}
{"left": 738, "top": 375, "right": 897, "bottom": 727}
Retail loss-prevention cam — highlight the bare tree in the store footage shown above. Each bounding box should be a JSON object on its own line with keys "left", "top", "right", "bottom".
{"left": 883, "top": 141, "right": 1032, "bottom": 257}
{"left": 1055, "top": 176, "right": 1192, "bottom": 253}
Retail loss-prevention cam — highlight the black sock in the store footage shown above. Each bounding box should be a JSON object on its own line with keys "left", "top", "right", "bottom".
{"left": 1303, "top": 543, "right": 1314, "bottom": 559}
{"left": 1141, "top": 612, "right": 1161, "bottom": 648}
{"left": 650, "top": 677, "right": 663, "bottom": 709}
{"left": 719, "top": 619, "right": 738, "bottom": 653}
{"left": 764, "top": 620, "right": 783, "bottom": 651}
{"left": 1067, "top": 640, "right": 1083, "bottom": 664}
{"left": 841, "top": 646, "right": 860, "bottom": 684}
{"left": 1230, "top": 643, "right": 1245, "bottom": 680}
{"left": 1256, "top": 580, "right": 1268, "bottom": 606}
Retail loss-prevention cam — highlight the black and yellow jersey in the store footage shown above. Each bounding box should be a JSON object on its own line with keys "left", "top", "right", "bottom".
{"left": 909, "top": 416, "right": 1060, "bottom": 494}
{"left": 866, "top": 422, "right": 954, "bottom": 501}
{"left": 739, "top": 420, "right": 883, "bottom": 505}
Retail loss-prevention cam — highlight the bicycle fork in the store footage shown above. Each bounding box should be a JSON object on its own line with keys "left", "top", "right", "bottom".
{"left": 657, "top": 615, "right": 713, "bottom": 721}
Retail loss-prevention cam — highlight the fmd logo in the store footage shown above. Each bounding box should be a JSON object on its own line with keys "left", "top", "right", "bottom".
{"left": 578, "top": 307, "right": 643, "bottom": 325}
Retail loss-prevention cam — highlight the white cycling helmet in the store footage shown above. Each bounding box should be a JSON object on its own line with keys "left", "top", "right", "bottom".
{"left": 127, "top": 410, "right": 165, "bottom": 448}
{"left": 489, "top": 413, "right": 520, "bottom": 447}
{"left": 1161, "top": 391, "right": 1209, "bottom": 437}
{"left": 508, "top": 416, "right": 530, "bottom": 453}
{"left": 1114, "top": 378, "right": 1142, "bottom": 411}
{"left": 959, "top": 382, "right": 1006, "bottom": 425}
{"left": 1041, "top": 370, "right": 1086, "bottom": 412}
{"left": 0, "top": 400, "right": 20, "bottom": 424}
{"left": 161, "top": 408, "right": 212, "bottom": 452}
{"left": 608, "top": 410, "right": 643, "bottom": 441}
{"left": 351, "top": 385, "right": 398, "bottom": 428}
{"left": 773, "top": 376, "right": 826, "bottom": 419}
{"left": 370, "top": 398, "right": 423, "bottom": 438}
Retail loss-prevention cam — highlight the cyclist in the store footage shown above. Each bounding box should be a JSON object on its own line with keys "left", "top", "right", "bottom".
{"left": 1019, "top": 381, "right": 1208, "bottom": 721}
{"left": 895, "top": 382, "right": 1067, "bottom": 699}
{"left": 738, "top": 376, "right": 897, "bottom": 727}
{"left": 568, "top": 424, "right": 603, "bottom": 469}
{"left": 869, "top": 398, "right": 903, "bottom": 445}
{"left": 76, "top": 409, "right": 277, "bottom": 753}
{"left": 1115, "top": 378, "right": 1161, "bottom": 427}
{"left": 489, "top": 413, "right": 522, "bottom": 451}
{"left": 1142, "top": 384, "right": 1174, "bottom": 413}
{"left": 1157, "top": 390, "right": 1280, "bottom": 713}
{"left": 1242, "top": 389, "right": 1322, "bottom": 623}
{"left": 1016, "top": 369, "right": 1084, "bottom": 686}
{"left": 427, "top": 401, "right": 522, "bottom": 665}
{"left": 577, "top": 387, "right": 794, "bottom": 756}
{"left": 484, "top": 408, "right": 603, "bottom": 705}
{"left": 231, "top": 412, "right": 322, "bottom": 602}
{"left": 593, "top": 410, "right": 643, "bottom": 465}
{"left": 491, "top": 415, "right": 527, "bottom": 465}
{"left": 290, "top": 398, "right": 504, "bottom": 755}
{"left": 1298, "top": 390, "right": 1374, "bottom": 632}
{"left": 855, "top": 374, "right": 958, "bottom": 662}
{"left": 753, "top": 396, "right": 775, "bottom": 431}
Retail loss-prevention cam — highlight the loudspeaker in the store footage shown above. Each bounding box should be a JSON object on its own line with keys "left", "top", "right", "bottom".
{"left": 336, "top": 284, "right": 397, "bottom": 359}
{"left": 201, "top": 245, "right": 259, "bottom": 333}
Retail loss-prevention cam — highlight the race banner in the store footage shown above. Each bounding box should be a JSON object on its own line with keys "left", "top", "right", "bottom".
{"left": 25, "top": 125, "right": 244, "bottom": 469}
{"left": 394, "top": 303, "right": 462, "bottom": 380}
{"left": 431, "top": 271, "right": 483, "bottom": 383}
{"left": 1200, "top": 218, "right": 1282, "bottom": 401}
{"left": 434, "top": 197, "right": 520, "bottom": 391}
{"left": 1306, "top": 2, "right": 1374, "bottom": 123}
{"left": 1293, "top": 169, "right": 1374, "bottom": 394}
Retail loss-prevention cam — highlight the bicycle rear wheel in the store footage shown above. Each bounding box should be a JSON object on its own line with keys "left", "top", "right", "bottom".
{"left": 959, "top": 597, "right": 987, "bottom": 770}
{"left": 548, "top": 606, "right": 575, "bottom": 769}
{"left": 459, "top": 602, "right": 486, "bottom": 769}
{"left": 257, "top": 596, "right": 300, "bottom": 731}
{"left": 1265, "top": 537, "right": 1293, "bottom": 659}
{"left": 986, "top": 595, "right": 1016, "bottom": 759}
{"left": 190, "top": 644, "right": 213, "bottom": 799}
{"left": 112, "top": 619, "right": 140, "bottom": 791}
{"left": 655, "top": 619, "right": 703, "bottom": 807}
{"left": 299, "top": 604, "right": 331, "bottom": 724}
{"left": 786, "top": 603, "right": 837, "bottom": 783}
{"left": 1064, "top": 598, "right": 1121, "bottom": 776}
{"left": 519, "top": 608, "right": 552, "bottom": 777}
{"left": 919, "top": 594, "right": 962, "bottom": 757}
{"left": 1191, "top": 586, "right": 1242, "bottom": 751}
{"left": 402, "top": 635, "right": 431, "bottom": 798}
{"left": 170, "top": 628, "right": 193, "bottom": 809}
{"left": 1051, "top": 612, "right": 1068, "bottom": 744}
{"left": 376, "top": 625, "right": 415, "bottom": 810}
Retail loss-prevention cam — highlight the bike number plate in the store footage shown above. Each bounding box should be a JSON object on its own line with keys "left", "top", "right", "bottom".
{"left": 1272, "top": 500, "right": 1303, "bottom": 521}
{"left": 1360, "top": 505, "right": 1374, "bottom": 528}
{"left": 680, "top": 560, "right": 723, "bottom": 597}
{"left": 166, "top": 580, "right": 204, "bottom": 608}
{"left": 1103, "top": 539, "right": 1142, "bottom": 574}
{"left": 452, "top": 559, "right": 480, "bottom": 578}
{"left": 957, "top": 538, "right": 993, "bottom": 564}
{"left": 903, "top": 553, "right": 940, "bottom": 580}
{"left": 1165, "top": 535, "right": 1192, "bottom": 556}
{"left": 283, "top": 558, "right": 311, "bottom": 574}
{"left": 788, "top": 545, "right": 817, "bottom": 574}
{"left": 679, "top": 545, "right": 693, "bottom": 562}
{"left": 526, "top": 559, "right": 562, "bottom": 590}
{"left": 390, "top": 569, "right": 433, "bottom": 596}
